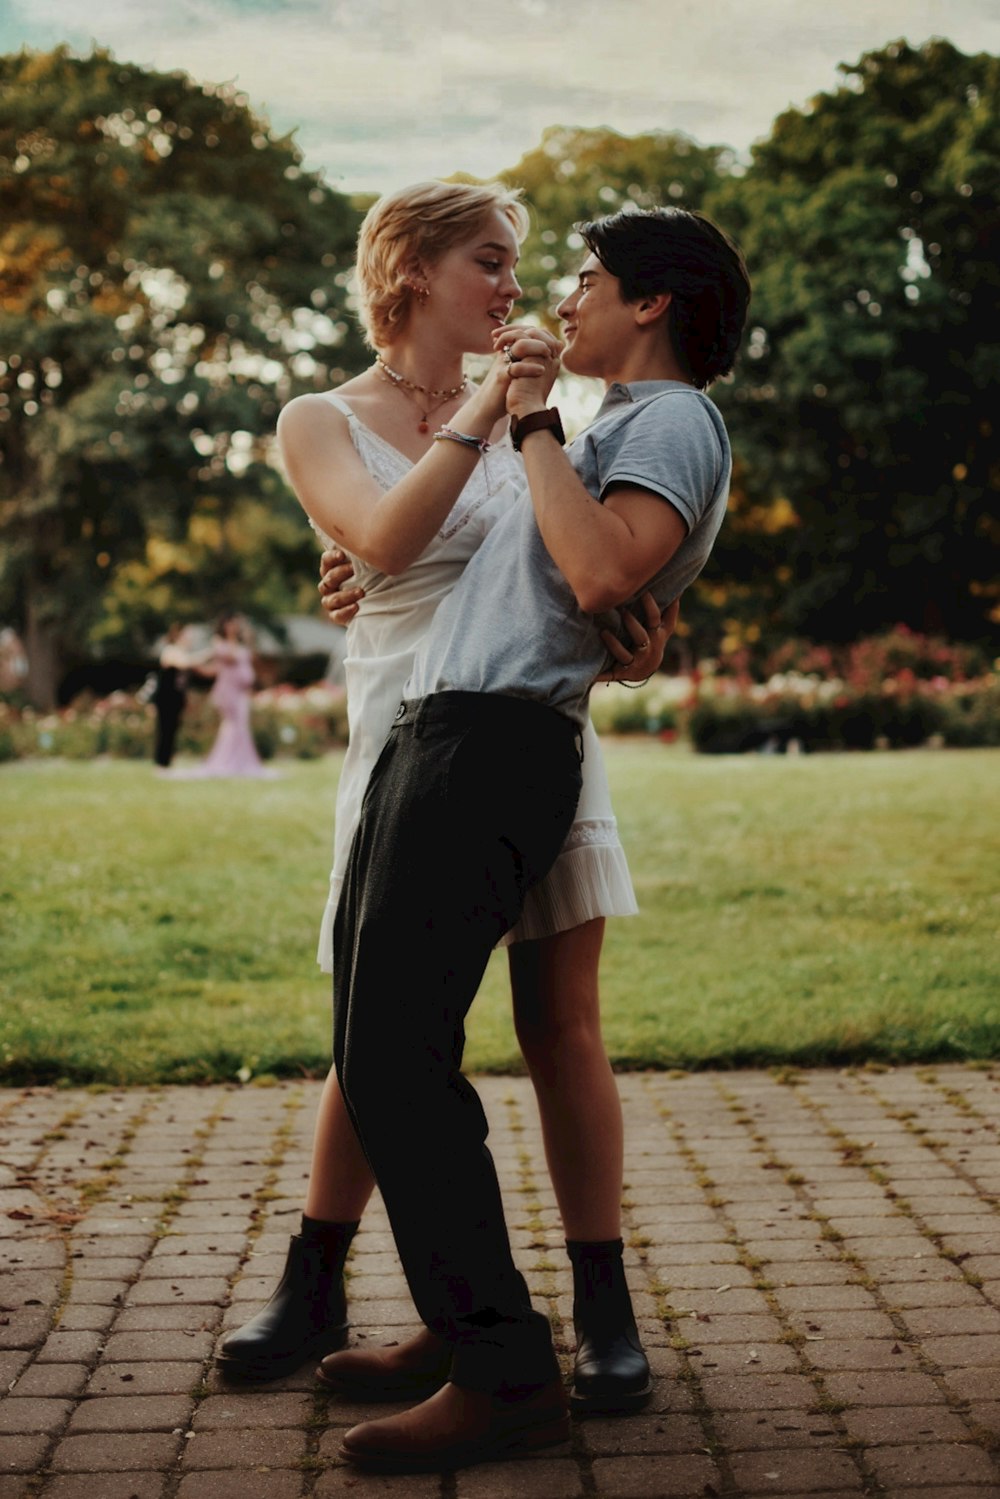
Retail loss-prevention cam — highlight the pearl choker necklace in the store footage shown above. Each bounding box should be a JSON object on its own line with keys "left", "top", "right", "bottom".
{"left": 375, "top": 355, "right": 467, "bottom": 400}
{"left": 374, "top": 356, "right": 469, "bottom": 433}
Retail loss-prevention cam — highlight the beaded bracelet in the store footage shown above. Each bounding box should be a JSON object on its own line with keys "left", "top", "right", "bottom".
{"left": 433, "top": 425, "right": 492, "bottom": 454}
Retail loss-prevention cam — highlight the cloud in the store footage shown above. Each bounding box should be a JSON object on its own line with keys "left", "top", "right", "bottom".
{"left": 4, "top": 0, "right": 999, "bottom": 190}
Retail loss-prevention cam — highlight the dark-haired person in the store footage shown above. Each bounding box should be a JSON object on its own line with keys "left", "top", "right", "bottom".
{"left": 151, "top": 624, "right": 195, "bottom": 771}
{"left": 325, "top": 205, "right": 751, "bottom": 1473}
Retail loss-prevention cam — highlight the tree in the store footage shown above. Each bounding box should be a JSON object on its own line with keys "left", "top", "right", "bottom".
{"left": 708, "top": 38, "right": 1000, "bottom": 645}
{"left": 0, "top": 47, "right": 367, "bottom": 706}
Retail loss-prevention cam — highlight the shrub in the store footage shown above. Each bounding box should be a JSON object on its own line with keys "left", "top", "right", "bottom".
{"left": 939, "top": 679, "right": 1000, "bottom": 747}
{"left": 251, "top": 685, "right": 349, "bottom": 760}
{"left": 688, "top": 696, "right": 776, "bottom": 754}
{"left": 687, "top": 677, "right": 998, "bottom": 754}
{"left": 589, "top": 680, "right": 687, "bottom": 737}
{"left": 721, "top": 626, "right": 990, "bottom": 688}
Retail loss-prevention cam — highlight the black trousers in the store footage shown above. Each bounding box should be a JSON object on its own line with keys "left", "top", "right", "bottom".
{"left": 153, "top": 694, "right": 185, "bottom": 767}
{"left": 333, "top": 692, "right": 583, "bottom": 1392}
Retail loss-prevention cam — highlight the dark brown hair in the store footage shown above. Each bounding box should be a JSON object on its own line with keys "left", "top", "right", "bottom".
{"left": 577, "top": 206, "right": 751, "bottom": 389}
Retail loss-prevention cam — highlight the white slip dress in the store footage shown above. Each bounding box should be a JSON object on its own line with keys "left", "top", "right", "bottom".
{"left": 313, "top": 392, "right": 638, "bottom": 973}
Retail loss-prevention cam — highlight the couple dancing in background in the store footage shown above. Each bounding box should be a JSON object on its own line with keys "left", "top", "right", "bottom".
{"left": 155, "top": 613, "right": 274, "bottom": 778}
{"left": 216, "top": 178, "right": 750, "bottom": 1472}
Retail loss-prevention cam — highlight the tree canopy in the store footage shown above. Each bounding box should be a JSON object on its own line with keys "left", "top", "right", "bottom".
{"left": 2, "top": 39, "right": 997, "bottom": 705}
{"left": 502, "top": 124, "right": 736, "bottom": 319}
{"left": 708, "top": 38, "right": 1000, "bottom": 646}
{"left": 0, "top": 46, "right": 366, "bottom": 705}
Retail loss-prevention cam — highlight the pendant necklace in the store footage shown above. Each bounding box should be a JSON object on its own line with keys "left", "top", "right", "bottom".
{"left": 375, "top": 355, "right": 468, "bottom": 433}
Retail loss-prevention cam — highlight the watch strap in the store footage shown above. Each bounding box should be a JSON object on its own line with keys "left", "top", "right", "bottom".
{"left": 510, "top": 407, "right": 566, "bottom": 452}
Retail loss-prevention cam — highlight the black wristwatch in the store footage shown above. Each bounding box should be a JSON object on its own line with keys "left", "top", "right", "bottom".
{"left": 510, "top": 407, "right": 566, "bottom": 452}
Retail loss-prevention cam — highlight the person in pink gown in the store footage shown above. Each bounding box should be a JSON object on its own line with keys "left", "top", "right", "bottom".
{"left": 196, "top": 613, "right": 276, "bottom": 778}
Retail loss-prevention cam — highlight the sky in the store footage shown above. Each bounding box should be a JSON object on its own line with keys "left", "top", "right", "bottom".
{"left": 2, "top": 0, "right": 998, "bottom": 194}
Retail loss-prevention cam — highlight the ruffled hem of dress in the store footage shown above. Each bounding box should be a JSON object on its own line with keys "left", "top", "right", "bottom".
{"left": 500, "top": 839, "right": 638, "bottom": 947}
{"left": 316, "top": 837, "right": 638, "bottom": 972}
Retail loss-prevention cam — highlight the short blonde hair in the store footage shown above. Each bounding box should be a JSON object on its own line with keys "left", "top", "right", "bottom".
{"left": 355, "top": 180, "right": 530, "bottom": 349}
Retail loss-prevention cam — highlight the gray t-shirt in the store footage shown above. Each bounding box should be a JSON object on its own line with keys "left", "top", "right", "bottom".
{"left": 407, "top": 379, "right": 731, "bottom": 727}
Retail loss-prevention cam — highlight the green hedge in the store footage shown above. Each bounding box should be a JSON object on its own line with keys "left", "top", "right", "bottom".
{"left": 688, "top": 679, "right": 1000, "bottom": 753}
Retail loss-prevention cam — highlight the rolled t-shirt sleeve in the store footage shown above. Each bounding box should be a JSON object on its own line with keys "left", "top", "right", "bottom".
{"left": 596, "top": 391, "right": 725, "bottom": 534}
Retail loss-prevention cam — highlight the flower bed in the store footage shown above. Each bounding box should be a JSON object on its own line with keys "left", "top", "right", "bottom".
{"left": 686, "top": 628, "right": 998, "bottom": 753}
{"left": 590, "top": 627, "right": 999, "bottom": 754}
{"left": 2, "top": 629, "right": 996, "bottom": 760}
{"left": 589, "top": 677, "right": 689, "bottom": 739}
{"left": 0, "top": 683, "right": 349, "bottom": 763}
{"left": 687, "top": 673, "right": 999, "bottom": 754}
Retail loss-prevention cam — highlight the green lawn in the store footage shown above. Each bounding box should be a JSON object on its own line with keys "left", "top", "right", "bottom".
{"left": 1, "top": 744, "right": 997, "bottom": 1084}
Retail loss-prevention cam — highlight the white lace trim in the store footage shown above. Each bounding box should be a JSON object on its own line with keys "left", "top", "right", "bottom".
{"left": 314, "top": 393, "right": 517, "bottom": 548}
{"left": 438, "top": 445, "right": 517, "bottom": 538}
{"left": 560, "top": 817, "right": 621, "bottom": 853}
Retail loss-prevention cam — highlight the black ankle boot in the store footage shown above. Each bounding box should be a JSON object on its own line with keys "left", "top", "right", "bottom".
{"left": 216, "top": 1218, "right": 358, "bottom": 1380}
{"left": 567, "top": 1238, "right": 652, "bottom": 1413}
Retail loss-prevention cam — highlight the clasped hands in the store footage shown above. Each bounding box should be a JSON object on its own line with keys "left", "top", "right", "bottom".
{"left": 486, "top": 323, "right": 563, "bottom": 420}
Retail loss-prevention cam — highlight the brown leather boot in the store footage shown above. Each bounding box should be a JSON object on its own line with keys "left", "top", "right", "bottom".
{"left": 338, "top": 1378, "right": 570, "bottom": 1472}
{"left": 316, "top": 1325, "right": 452, "bottom": 1401}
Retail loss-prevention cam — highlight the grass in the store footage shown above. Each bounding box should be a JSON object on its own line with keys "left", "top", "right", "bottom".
{"left": 1, "top": 743, "right": 997, "bottom": 1085}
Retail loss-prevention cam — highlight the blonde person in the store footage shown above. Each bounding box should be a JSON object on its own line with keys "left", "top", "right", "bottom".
{"left": 216, "top": 181, "right": 670, "bottom": 1413}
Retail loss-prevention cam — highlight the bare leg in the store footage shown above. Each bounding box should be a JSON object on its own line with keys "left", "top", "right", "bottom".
{"left": 509, "top": 917, "right": 650, "bottom": 1412}
{"left": 304, "top": 1065, "right": 377, "bottom": 1223}
{"left": 216, "top": 1065, "right": 374, "bottom": 1376}
{"left": 508, "top": 918, "right": 623, "bottom": 1242}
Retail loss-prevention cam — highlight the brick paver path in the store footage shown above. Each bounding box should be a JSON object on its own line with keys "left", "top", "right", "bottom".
{"left": 2, "top": 1065, "right": 998, "bottom": 1498}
